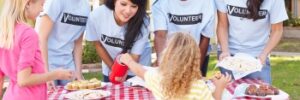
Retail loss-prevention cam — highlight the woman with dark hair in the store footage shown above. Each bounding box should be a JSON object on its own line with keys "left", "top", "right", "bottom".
{"left": 85, "top": 0, "right": 151, "bottom": 82}
{"left": 216, "top": 0, "right": 288, "bottom": 84}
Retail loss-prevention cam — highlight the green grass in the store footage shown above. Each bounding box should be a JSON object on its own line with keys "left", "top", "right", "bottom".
{"left": 270, "top": 56, "right": 300, "bottom": 100}
{"left": 83, "top": 55, "right": 300, "bottom": 99}
{"left": 83, "top": 72, "right": 102, "bottom": 80}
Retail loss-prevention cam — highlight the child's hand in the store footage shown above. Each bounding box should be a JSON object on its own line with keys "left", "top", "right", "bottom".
{"left": 120, "top": 53, "right": 134, "bottom": 65}
{"left": 47, "top": 81, "right": 56, "bottom": 91}
{"left": 54, "top": 69, "right": 73, "bottom": 80}
{"left": 212, "top": 72, "right": 232, "bottom": 90}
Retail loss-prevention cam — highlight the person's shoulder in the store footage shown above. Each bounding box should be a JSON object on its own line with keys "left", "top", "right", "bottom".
{"left": 152, "top": 0, "right": 169, "bottom": 7}
{"left": 45, "top": 0, "right": 63, "bottom": 6}
{"left": 90, "top": 5, "right": 111, "bottom": 18}
{"left": 15, "top": 23, "right": 38, "bottom": 39}
{"left": 16, "top": 23, "right": 34, "bottom": 33}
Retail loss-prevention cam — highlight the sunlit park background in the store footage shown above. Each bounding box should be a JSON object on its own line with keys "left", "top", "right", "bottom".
{"left": 1, "top": 0, "right": 300, "bottom": 99}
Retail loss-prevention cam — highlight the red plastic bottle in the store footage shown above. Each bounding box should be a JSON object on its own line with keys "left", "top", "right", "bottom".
{"left": 109, "top": 55, "right": 128, "bottom": 84}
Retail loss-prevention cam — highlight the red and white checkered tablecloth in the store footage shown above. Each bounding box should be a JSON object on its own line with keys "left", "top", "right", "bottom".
{"left": 48, "top": 83, "right": 155, "bottom": 100}
{"left": 48, "top": 79, "right": 289, "bottom": 100}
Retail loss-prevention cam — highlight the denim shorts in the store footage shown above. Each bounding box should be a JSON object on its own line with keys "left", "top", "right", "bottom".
{"left": 54, "top": 80, "right": 70, "bottom": 86}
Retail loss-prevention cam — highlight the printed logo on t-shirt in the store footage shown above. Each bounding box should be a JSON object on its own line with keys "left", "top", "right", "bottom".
{"left": 61, "top": 13, "right": 88, "bottom": 26}
{"left": 168, "top": 13, "right": 203, "bottom": 25}
{"left": 227, "top": 5, "right": 268, "bottom": 19}
{"left": 101, "top": 34, "right": 124, "bottom": 48}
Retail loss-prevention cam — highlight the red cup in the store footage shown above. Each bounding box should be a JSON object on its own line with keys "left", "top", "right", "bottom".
{"left": 109, "top": 55, "right": 128, "bottom": 84}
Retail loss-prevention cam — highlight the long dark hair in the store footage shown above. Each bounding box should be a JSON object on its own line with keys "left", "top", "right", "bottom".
{"left": 246, "top": 0, "right": 264, "bottom": 21}
{"left": 105, "top": 0, "right": 148, "bottom": 53}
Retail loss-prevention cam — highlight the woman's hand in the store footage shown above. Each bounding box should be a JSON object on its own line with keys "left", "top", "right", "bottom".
{"left": 115, "top": 71, "right": 128, "bottom": 82}
{"left": 258, "top": 53, "right": 268, "bottom": 65}
{"left": 75, "top": 71, "right": 83, "bottom": 80}
{"left": 219, "top": 51, "right": 230, "bottom": 61}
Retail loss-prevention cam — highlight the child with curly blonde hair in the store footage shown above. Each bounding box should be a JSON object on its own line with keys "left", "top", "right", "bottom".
{"left": 120, "top": 32, "right": 231, "bottom": 100}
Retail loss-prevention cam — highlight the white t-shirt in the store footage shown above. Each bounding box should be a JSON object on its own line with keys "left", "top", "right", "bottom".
{"left": 85, "top": 5, "right": 151, "bottom": 76}
{"left": 35, "top": 0, "right": 90, "bottom": 71}
{"left": 152, "top": 0, "right": 216, "bottom": 44}
{"left": 215, "top": 0, "right": 288, "bottom": 56}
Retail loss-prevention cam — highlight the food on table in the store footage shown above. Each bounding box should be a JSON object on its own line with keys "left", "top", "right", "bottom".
{"left": 65, "top": 78, "right": 101, "bottom": 90}
{"left": 245, "top": 84, "right": 280, "bottom": 96}
{"left": 220, "top": 57, "right": 261, "bottom": 72}
{"left": 64, "top": 90, "right": 111, "bottom": 100}
{"left": 245, "top": 84, "right": 257, "bottom": 95}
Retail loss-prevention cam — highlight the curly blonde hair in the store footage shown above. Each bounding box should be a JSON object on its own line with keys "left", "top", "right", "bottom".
{"left": 159, "top": 32, "right": 202, "bottom": 99}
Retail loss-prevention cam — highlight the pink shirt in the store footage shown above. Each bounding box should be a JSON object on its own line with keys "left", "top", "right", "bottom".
{"left": 0, "top": 23, "right": 46, "bottom": 100}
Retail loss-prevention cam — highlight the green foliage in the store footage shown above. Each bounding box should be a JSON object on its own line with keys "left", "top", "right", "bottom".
{"left": 83, "top": 41, "right": 101, "bottom": 64}
{"left": 284, "top": 11, "right": 300, "bottom": 27}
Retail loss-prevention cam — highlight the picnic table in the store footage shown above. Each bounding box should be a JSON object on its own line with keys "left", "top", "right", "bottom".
{"left": 48, "top": 79, "right": 289, "bottom": 100}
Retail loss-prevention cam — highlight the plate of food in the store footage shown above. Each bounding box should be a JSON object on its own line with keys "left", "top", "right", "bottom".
{"left": 233, "top": 83, "right": 289, "bottom": 99}
{"left": 64, "top": 78, "right": 107, "bottom": 91}
{"left": 64, "top": 90, "right": 111, "bottom": 100}
{"left": 217, "top": 53, "right": 263, "bottom": 79}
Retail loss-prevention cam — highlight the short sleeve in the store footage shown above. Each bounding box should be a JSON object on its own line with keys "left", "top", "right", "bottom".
{"left": 17, "top": 29, "right": 39, "bottom": 72}
{"left": 85, "top": 13, "right": 99, "bottom": 41}
{"left": 130, "top": 19, "right": 150, "bottom": 55}
{"left": 202, "top": 16, "right": 215, "bottom": 38}
{"left": 42, "top": 0, "right": 63, "bottom": 22}
{"left": 269, "top": 0, "right": 288, "bottom": 24}
{"left": 215, "top": 0, "right": 227, "bottom": 13}
{"left": 152, "top": 2, "right": 168, "bottom": 31}
{"left": 144, "top": 69, "right": 158, "bottom": 90}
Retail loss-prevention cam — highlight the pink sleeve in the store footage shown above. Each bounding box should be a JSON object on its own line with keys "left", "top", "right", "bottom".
{"left": 0, "top": 69, "right": 4, "bottom": 77}
{"left": 17, "top": 29, "right": 39, "bottom": 72}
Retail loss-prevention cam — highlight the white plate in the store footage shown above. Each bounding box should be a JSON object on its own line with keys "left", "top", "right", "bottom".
{"left": 64, "top": 82, "right": 108, "bottom": 91}
{"left": 217, "top": 53, "right": 263, "bottom": 79}
{"left": 64, "top": 90, "right": 111, "bottom": 100}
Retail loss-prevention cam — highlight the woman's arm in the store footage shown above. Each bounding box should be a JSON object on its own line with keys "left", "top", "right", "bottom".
{"left": 17, "top": 67, "right": 72, "bottom": 87}
{"left": 216, "top": 11, "right": 230, "bottom": 60}
{"left": 73, "top": 34, "right": 84, "bottom": 80}
{"left": 37, "top": 15, "right": 54, "bottom": 72}
{"left": 154, "top": 30, "right": 167, "bottom": 65}
{"left": 93, "top": 41, "right": 114, "bottom": 69}
{"left": 199, "top": 35, "right": 210, "bottom": 66}
{"left": 259, "top": 22, "right": 283, "bottom": 64}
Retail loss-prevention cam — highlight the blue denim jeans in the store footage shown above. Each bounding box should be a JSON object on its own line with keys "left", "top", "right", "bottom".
{"left": 54, "top": 80, "right": 70, "bottom": 86}
{"left": 217, "top": 51, "right": 272, "bottom": 84}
